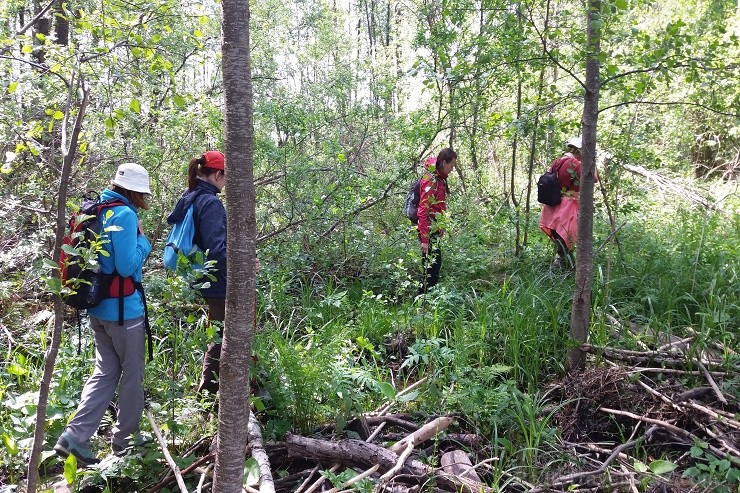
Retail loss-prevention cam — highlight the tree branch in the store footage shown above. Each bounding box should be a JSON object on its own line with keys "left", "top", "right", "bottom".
{"left": 599, "top": 100, "right": 740, "bottom": 118}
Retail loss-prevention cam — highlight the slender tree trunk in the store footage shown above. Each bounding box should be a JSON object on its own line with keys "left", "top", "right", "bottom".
{"left": 568, "top": 0, "right": 601, "bottom": 372}
{"left": 524, "top": 0, "right": 552, "bottom": 248}
{"left": 27, "top": 76, "right": 89, "bottom": 493}
{"left": 214, "top": 0, "right": 256, "bottom": 491}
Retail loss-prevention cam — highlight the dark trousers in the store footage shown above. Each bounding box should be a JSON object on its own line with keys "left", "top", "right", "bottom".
{"left": 552, "top": 231, "right": 574, "bottom": 268}
{"left": 198, "top": 297, "right": 225, "bottom": 395}
{"left": 420, "top": 236, "right": 442, "bottom": 294}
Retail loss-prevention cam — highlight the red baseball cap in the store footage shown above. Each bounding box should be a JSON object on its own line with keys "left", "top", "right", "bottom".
{"left": 202, "top": 150, "right": 225, "bottom": 170}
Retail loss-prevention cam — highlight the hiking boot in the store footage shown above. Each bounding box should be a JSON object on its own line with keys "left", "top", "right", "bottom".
{"left": 112, "top": 435, "right": 151, "bottom": 456}
{"left": 54, "top": 432, "right": 100, "bottom": 467}
{"left": 550, "top": 257, "right": 565, "bottom": 271}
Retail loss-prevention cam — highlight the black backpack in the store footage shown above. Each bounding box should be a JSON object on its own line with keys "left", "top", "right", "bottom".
{"left": 403, "top": 178, "right": 422, "bottom": 224}
{"left": 537, "top": 157, "right": 567, "bottom": 206}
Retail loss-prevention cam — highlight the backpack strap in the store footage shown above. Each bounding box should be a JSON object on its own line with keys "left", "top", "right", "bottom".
{"left": 118, "top": 275, "right": 125, "bottom": 326}
{"left": 135, "top": 282, "right": 153, "bottom": 361}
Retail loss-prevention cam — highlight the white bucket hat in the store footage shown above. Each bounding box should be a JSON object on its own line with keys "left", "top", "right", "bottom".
{"left": 112, "top": 162, "right": 151, "bottom": 194}
{"left": 566, "top": 136, "right": 582, "bottom": 150}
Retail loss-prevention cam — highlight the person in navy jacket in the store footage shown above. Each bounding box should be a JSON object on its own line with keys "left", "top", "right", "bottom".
{"left": 54, "top": 162, "right": 152, "bottom": 466}
{"left": 166, "top": 151, "right": 228, "bottom": 395}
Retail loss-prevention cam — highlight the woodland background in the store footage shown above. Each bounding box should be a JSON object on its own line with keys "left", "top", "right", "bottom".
{"left": 0, "top": 0, "right": 739, "bottom": 491}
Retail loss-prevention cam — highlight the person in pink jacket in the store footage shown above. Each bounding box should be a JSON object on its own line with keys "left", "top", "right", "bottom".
{"left": 417, "top": 148, "right": 457, "bottom": 293}
{"left": 539, "top": 137, "right": 597, "bottom": 269}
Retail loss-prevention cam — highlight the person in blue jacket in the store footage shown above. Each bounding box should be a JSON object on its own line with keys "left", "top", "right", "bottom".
{"left": 54, "top": 162, "right": 153, "bottom": 466}
{"left": 166, "top": 151, "right": 227, "bottom": 395}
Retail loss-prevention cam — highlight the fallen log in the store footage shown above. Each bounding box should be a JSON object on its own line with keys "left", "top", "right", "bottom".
{"left": 440, "top": 450, "right": 481, "bottom": 483}
{"left": 582, "top": 343, "right": 736, "bottom": 373}
{"left": 248, "top": 410, "right": 276, "bottom": 493}
{"left": 285, "top": 434, "right": 493, "bottom": 493}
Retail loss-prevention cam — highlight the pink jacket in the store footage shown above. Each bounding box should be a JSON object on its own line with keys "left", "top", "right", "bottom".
{"left": 417, "top": 171, "right": 448, "bottom": 244}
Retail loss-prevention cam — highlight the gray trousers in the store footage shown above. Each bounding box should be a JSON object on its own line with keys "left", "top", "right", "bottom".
{"left": 66, "top": 316, "right": 145, "bottom": 450}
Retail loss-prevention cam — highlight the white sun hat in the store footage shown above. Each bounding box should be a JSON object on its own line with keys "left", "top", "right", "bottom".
{"left": 112, "top": 162, "right": 151, "bottom": 194}
{"left": 566, "top": 136, "right": 582, "bottom": 150}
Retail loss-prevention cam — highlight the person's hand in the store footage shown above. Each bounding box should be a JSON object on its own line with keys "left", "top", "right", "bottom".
{"left": 421, "top": 242, "right": 429, "bottom": 255}
{"left": 138, "top": 219, "right": 144, "bottom": 235}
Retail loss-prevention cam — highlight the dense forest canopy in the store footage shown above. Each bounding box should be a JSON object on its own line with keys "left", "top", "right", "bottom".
{"left": 1, "top": 0, "right": 739, "bottom": 491}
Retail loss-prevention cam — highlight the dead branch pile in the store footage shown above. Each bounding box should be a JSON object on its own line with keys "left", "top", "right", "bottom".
{"left": 142, "top": 341, "right": 738, "bottom": 493}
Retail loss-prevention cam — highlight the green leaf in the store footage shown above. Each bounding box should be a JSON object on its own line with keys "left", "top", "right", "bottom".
{"left": 377, "top": 382, "right": 396, "bottom": 400}
{"left": 50, "top": 63, "right": 61, "bottom": 73}
{"left": 244, "top": 457, "right": 260, "bottom": 486}
{"left": 193, "top": 29, "right": 204, "bottom": 38}
{"left": 649, "top": 460, "right": 678, "bottom": 475}
{"left": 173, "top": 94, "right": 186, "bottom": 108}
{"left": 21, "top": 45, "right": 33, "bottom": 54}
{"left": 2, "top": 433, "right": 18, "bottom": 456}
{"left": 43, "top": 258, "right": 59, "bottom": 270}
{"left": 36, "top": 33, "right": 46, "bottom": 41}
{"left": 7, "top": 81, "right": 18, "bottom": 94}
{"left": 615, "top": 0, "right": 627, "bottom": 9}
{"left": 397, "top": 390, "right": 419, "bottom": 402}
{"left": 53, "top": 111, "right": 64, "bottom": 120}
{"left": 633, "top": 459, "right": 648, "bottom": 473}
{"left": 64, "top": 454, "right": 78, "bottom": 484}
{"left": 130, "top": 99, "right": 141, "bottom": 113}
{"left": 7, "top": 363, "right": 28, "bottom": 377}
{"left": 61, "top": 244, "right": 79, "bottom": 256}
{"left": 46, "top": 276, "right": 62, "bottom": 293}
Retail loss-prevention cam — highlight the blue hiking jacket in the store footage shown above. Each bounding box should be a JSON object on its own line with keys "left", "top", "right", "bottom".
{"left": 166, "top": 180, "right": 227, "bottom": 299}
{"left": 87, "top": 189, "right": 152, "bottom": 321}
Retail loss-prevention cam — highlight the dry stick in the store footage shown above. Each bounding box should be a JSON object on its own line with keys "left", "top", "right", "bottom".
{"left": 382, "top": 438, "right": 415, "bottom": 482}
{"left": 197, "top": 463, "right": 213, "bottom": 493}
{"left": 292, "top": 465, "right": 320, "bottom": 493}
{"left": 389, "top": 416, "right": 453, "bottom": 454}
{"left": 599, "top": 407, "right": 740, "bottom": 465}
{"left": 562, "top": 441, "right": 632, "bottom": 464}
{"left": 582, "top": 343, "right": 736, "bottom": 372}
{"left": 626, "top": 367, "right": 706, "bottom": 376}
{"left": 302, "top": 378, "right": 427, "bottom": 493}
{"left": 685, "top": 401, "right": 740, "bottom": 429}
{"left": 325, "top": 464, "right": 380, "bottom": 493}
{"left": 633, "top": 379, "right": 682, "bottom": 411}
{"left": 248, "top": 411, "right": 276, "bottom": 493}
{"left": 527, "top": 426, "right": 659, "bottom": 493}
{"left": 696, "top": 361, "right": 729, "bottom": 405}
{"left": 704, "top": 425, "right": 740, "bottom": 457}
{"left": 146, "top": 409, "right": 189, "bottom": 493}
{"left": 148, "top": 453, "right": 215, "bottom": 493}
{"left": 655, "top": 336, "right": 694, "bottom": 353}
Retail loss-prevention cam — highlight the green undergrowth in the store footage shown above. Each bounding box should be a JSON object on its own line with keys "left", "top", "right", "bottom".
{"left": 1, "top": 191, "right": 738, "bottom": 491}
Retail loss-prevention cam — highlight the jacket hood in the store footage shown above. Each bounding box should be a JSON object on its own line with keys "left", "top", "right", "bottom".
{"left": 166, "top": 180, "right": 219, "bottom": 224}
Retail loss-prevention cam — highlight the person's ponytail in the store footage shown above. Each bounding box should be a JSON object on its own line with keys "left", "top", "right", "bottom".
{"left": 188, "top": 156, "right": 204, "bottom": 191}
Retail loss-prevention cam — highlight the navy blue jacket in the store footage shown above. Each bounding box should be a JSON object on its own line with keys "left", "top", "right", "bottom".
{"left": 167, "top": 180, "right": 226, "bottom": 299}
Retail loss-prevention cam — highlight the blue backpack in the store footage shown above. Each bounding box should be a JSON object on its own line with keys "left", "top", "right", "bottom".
{"left": 163, "top": 205, "right": 202, "bottom": 271}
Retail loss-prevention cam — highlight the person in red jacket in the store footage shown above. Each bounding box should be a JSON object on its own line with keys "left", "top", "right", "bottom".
{"left": 539, "top": 136, "right": 596, "bottom": 269}
{"left": 417, "top": 148, "right": 457, "bottom": 293}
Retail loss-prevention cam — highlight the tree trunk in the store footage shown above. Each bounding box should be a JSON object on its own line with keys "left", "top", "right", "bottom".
{"left": 26, "top": 76, "right": 89, "bottom": 493}
{"left": 568, "top": 0, "right": 601, "bottom": 372}
{"left": 214, "top": 0, "right": 256, "bottom": 491}
{"left": 524, "top": 0, "right": 552, "bottom": 248}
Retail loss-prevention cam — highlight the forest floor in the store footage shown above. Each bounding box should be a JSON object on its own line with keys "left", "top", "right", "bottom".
{"left": 42, "top": 340, "right": 738, "bottom": 493}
